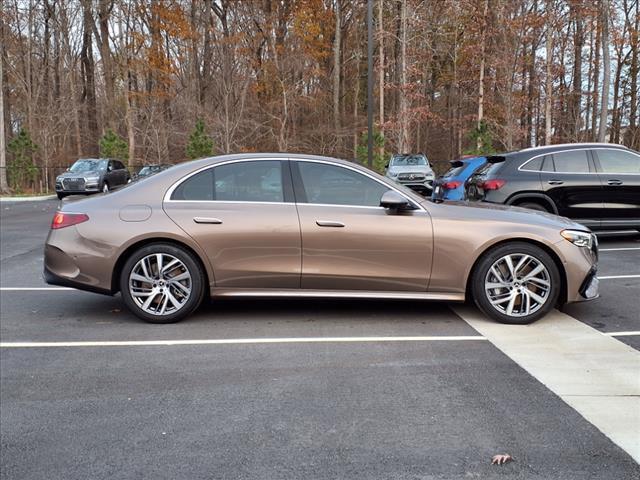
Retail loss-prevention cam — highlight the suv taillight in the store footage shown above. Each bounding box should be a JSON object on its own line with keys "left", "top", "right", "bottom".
{"left": 51, "top": 212, "right": 89, "bottom": 229}
{"left": 480, "top": 179, "right": 506, "bottom": 190}
{"left": 442, "top": 181, "right": 462, "bottom": 190}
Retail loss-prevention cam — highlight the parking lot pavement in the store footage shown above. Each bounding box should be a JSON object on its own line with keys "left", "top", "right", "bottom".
{"left": 1, "top": 199, "right": 639, "bottom": 478}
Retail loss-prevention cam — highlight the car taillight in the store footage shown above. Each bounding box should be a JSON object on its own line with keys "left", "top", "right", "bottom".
{"left": 442, "top": 181, "right": 462, "bottom": 190}
{"left": 51, "top": 212, "right": 89, "bottom": 229}
{"left": 480, "top": 179, "right": 506, "bottom": 190}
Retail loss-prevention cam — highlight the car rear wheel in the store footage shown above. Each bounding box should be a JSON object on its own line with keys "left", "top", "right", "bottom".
{"left": 517, "top": 201, "right": 550, "bottom": 213}
{"left": 102, "top": 182, "right": 110, "bottom": 193}
{"left": 56, "top": 193, "right": 66, "bottom": 200}
{"left": 471, "top": 242, "right": 560, "bottom": 324}
{"left": 119, "top": 243, "right": 206, "bottom": 323}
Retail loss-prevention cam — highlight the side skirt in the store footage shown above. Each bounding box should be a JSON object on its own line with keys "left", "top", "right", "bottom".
{"left": 210, "top": 288, "right": 465, "bottom": 302}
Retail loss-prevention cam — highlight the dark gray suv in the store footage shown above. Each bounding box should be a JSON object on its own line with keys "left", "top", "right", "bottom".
{"left": 56, "top": 158, "right": 130, "bottom": 199}
{"left": 465, "top": 143, "right": 640, "bottom": 231}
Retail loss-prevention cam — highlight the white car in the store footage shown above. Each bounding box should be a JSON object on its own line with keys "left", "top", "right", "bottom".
{"left": 385, "top": 154, "right": 435, "bottom": 195}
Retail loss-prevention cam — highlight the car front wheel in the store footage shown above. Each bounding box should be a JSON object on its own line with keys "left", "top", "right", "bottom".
{"left": 471, "top": 242, "right": 561, "bottom": 324}
{"left": 119, "top": 243, "right": 206, "bottom": 323}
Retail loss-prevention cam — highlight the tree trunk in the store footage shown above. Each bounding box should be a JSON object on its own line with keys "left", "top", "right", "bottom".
{"left": 98, "top": 0, "right": 115, "bottom": 130}
{"left": 626, "top": 0, "right": 639, "bottom": 149}
{"left": 597, "top": 0, "right": 610, "bottom": 142}
{"left": 569, "top": 1, "right": 583, "bottom": 140}
{"left": 591, "top": 15, "right": 601, "bottom": 140}
{"left": 476, "top": 0, "right": 489, "bottom": 150}
{"left": 377, "top": 0, "right": 384, "bottom": 135}
{"left": 333, "top": 0, "right": 341, "bottom": 131}
{"left": 545, "top": 0, "right": 554, "bottom": 145}
{"left": 0, "top": 13, "right": 7, "bottom": 194}
{"left": 398, "top": 0, "right": 409, "bottom": 152}
{"left": 80, "top": 0, "right": 99, "bottom": 155}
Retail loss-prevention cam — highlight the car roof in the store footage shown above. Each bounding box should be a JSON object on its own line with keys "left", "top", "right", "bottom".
{"left": 516, "top": 143, "right": 629, "bottom": 155}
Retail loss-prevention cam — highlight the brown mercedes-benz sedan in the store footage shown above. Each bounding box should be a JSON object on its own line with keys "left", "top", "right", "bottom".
{"left": 44, "top": 154, "right": 599, "bottom": 324}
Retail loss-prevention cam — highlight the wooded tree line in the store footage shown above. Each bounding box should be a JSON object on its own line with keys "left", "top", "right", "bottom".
{"left": 1, "top": 0, "right": 638, "bottom": 193}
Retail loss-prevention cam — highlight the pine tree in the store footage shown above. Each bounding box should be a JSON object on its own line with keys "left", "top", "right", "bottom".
{"left": 356, "top": 129, "right": 386, "bottom": 172}
{"left": 186, "top": 120, "right": 214, "bottom": 159}
{"left": 99, "top": 129, "right": 129, "bottom": 163}
{"left": 7, "top": 129, "right": 38, "bottom": 192}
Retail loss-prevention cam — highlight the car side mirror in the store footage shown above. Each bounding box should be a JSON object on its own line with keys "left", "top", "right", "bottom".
{"left": 380, "top": 191, "right": 412, "bottom": 211}
{"left": 385, "top": 163, "right": 389, "bottom": 169}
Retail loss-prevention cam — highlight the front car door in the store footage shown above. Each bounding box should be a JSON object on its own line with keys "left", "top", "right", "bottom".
{"left": 592, "top": 147, "right": 640, "bottom": 229}
{"left": 538, "top": 149, "right": 603, "bottom": 228}
{"left": 163, "top": 158, "right": 301, "bottom": 289}
{"left": 291, "top": 159, "right": 433, "bottom": 292}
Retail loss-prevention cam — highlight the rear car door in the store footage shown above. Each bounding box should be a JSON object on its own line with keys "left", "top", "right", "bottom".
{"left": 292, "top": 159, "right": 433, "bottom": 291}
{"left": 592, "top": 148, "right": 640, "bottom": 228}
{"left": 538, "top": 149, "right": 603, "bottom": 227}
{"left": 113, "top": 160, "right": 128, "bottom": 185}
{"left": 163, "top": 159, "right": 301, "bottom": 288}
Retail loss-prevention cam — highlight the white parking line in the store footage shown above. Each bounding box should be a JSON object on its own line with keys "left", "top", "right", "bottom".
{"left": 0, "top": 336, "right": 488, "bottom": 348}
{"left": 598, "top": 275, "right": 640, "bottom": 280}
{"left": 599, "top": 247, "right": 640, "bottom": 252}
{"left": 0, "top": 287, "right": 74, "bottom": 291}
{"left": 452, "top": 305, "right": 640, "bottom": 463}
{"left": 604, "top": 331, "right": 640, "bottom": 337}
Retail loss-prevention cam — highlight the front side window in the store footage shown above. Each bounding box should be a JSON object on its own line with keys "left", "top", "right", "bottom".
{"left": 552, "top": 150, "right": 590, "bottom": 173}
{"left": 171, "top": 161, "right": 284, "bottom": 202}
{"left": 297, "top": 162, "right": 389, "bottom": 207}
{"left": 595, "top": 149, "right": 640, "bottom": 174}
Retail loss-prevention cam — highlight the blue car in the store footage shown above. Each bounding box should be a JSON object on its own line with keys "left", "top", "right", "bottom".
{"left": 432, "top": 156, "right": 487, "bottom": 201}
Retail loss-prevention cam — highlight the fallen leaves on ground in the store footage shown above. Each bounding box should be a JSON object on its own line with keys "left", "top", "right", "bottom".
{"left": 491, "top": 454, "right": 513, "bottom": 465}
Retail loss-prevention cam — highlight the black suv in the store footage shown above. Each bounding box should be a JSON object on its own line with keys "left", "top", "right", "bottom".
{"left": 465, "top": 143, "right": 640, "bottom": 231}
{"left": 56, "top": 158, "right": 130, "bottom": 199}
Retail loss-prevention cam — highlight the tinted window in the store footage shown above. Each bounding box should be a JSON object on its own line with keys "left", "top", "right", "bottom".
{"left": 523, "top": 156, "right": 543, "bottom": 171}
{"left": 541, "top": 155, "right": 554, "bottom": 172}
{"left": 443, "top": 165, "right": 465, "bottom": 178}
{"left": 114, "top": 161, "right": 125, "bottom": 170}
{"left": 171, "top": 161, "right": 284, "bottom": 202}
{"left": 214, "top": 161, "right": 283, "bottom": 202}
{"left": 172, "top": 169, "right": 214, "bottom": 200}
{"left": 298, "top": 162, "right": 389, "bottom": 207}
{"left": 595, "top": 149, "right": 640, "bottom": 174}
{"left": 552, "top": 150, "right": 590, "bottom": 173}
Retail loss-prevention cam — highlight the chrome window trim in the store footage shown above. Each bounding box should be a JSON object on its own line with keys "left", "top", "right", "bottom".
{"left": 163, "top": 157, "right": 289, "bottom": 204}
{"left": 290, "top": 157, "right": 425, "bottom": 211}
{"left": 519, "top": 147, "right": 640, "bottom": 175}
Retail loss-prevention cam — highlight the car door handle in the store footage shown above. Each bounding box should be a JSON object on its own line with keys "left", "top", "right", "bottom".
{"left": 607, "top": 179, "right": 623, "bottom": 186}
{"left": 547, "top": 180, "right": 564, "bottom": 185}
{"left": 193, "top": 217, "right": 223, "bottom": 224}
{"left": 316, "top": 220, "right": 345, "bottom": 228}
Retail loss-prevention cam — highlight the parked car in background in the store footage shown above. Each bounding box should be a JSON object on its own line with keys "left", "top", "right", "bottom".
{"left": 385, "top": 153, "right": 435, "bottom": 195}
{"left": 45, "top": 153, "right": 598, "bottom": 325}
{"left": 134, "top": 164, "right": 172, "bottom": 180}
{"left": 432, "top": 156, "right": 486, "bottom": 201}
{"left": 56, "top": 158, "right": 130, "bottom": 199}
{"left": 465, "top": 143, "right": 640, "bottom": 231}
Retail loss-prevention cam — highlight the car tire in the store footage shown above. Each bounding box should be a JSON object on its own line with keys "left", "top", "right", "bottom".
{"left": 471, "top": 242, "right": 561, "bottom": 325}
{"left": 119, "top": 243, "right": 206, "bottom": 324}
{"left": 517, "top": 201, "right": 550, "bottom": 213}
{"left": 102, "top": 182, "right": 110, "bottom": 193}
{"left": 56, "top": 193, "right": 66, "bottom": 200}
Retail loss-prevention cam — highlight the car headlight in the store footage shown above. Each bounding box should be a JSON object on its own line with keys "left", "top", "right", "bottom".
{"left": 389, "top": 172, "right": 398, "bottom": 178}
{"left": 84, "top": 175, "right": 100, "bottom": 183}
{"left": 561, "top": 229, "right": 593, "bottom": 248}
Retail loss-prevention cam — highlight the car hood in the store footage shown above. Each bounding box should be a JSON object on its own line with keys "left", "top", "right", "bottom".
{"left": 425, "top": 200, "right": 588, "bottom": 231}
{"left": 388, "top": 165, "right": 434, "bottom": 174}
{"left": 57, "top": 170, "right": 101, "bottom": 179}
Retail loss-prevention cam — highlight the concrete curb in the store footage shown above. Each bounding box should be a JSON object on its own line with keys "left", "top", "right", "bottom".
{"left": 0, "top": 195, "right": 57, "bottom": 202}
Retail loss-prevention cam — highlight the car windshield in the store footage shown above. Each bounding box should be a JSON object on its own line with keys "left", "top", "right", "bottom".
{"left": 391, "top": 155, "right": 428, "bottom": 166}
{"left": 443, "top": 165, "right": 465, "bottom": 178}
{"left": 69, "top": 159, "right": 106, "bottom": 172}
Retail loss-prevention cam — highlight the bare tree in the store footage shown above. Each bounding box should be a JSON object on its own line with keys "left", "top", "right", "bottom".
{"left": 598, "top": 0, "right": 610, "bottom": 142}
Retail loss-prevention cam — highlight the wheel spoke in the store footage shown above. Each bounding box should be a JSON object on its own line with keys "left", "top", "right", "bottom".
{"left": 131, "top": 272, "right": 153, "bottom": 283}
{"left": 504, "top": 256, "right": 516, "bottom": 280}
{"left": 522, "top": 264, "right": 545, "bottom": 282}
{"left": 525, "top": 288, "right": 546, "bottom": 305}
{"left": 170, "top": 280, "right": 190, "bottom": 295}
{"left": 156, "top": 254, "right": 164, "bottom": 275}
{"left": 161, "top": 259, "right": 180, "bottom": 275}
{"left": 505, "top": 294, "right": 517, "bottom": 315}
{"left": 514, "top": 255, "right": 531, "bottom": 276}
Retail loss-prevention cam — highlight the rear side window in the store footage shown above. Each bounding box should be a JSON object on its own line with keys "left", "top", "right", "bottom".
{"left": 443, "top": 165, "right": 465, "bottom": 178}
{"left": 595, "top": 149, "right": 640, "bottom": 174}
{"left": 552, "top": 150, "right": 590, "bottom": 173}
{"left": 522, "top": 156, "right": 543, "bottom": 171}
{"left": 171, "top": 161, "right": 284, "bottom": 202}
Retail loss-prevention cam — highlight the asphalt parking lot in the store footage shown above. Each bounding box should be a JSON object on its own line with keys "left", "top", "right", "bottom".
{"left": 1, "top": 198, "right": 638, "bottom": 479}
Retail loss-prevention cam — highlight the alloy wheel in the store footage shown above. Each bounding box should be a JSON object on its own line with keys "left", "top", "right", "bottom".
{"left": 128, "top": 253, "right": 192, "bottom": 316}
{"left": 484, "top": 253, "right": 551, "bottom": 317}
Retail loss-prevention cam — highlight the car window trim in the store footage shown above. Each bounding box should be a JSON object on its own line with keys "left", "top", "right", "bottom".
{"left": 164, "top": 157, "right": 293, "bottom": 204}
{"left": 519, "top": 148, "right": 598, "bottom": 175}
{"left": 591, "top": 148, "right": 640, "bottom": 175}
{"left": 290, "top": 158, "right": 423, "bottom": 211}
